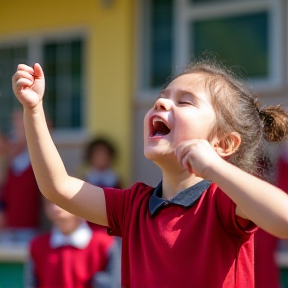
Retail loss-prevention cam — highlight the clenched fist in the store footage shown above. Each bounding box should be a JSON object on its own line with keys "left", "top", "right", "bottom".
{"left": 12, "top": 63, "right": 45, "bottom": 110}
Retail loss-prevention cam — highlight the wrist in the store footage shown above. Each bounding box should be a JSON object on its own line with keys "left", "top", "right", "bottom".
{"left": 23, "top": 100, "right": 44, "bottom": 116}
{"left": 205, "top": 156, "right": 228, "bottom": 182}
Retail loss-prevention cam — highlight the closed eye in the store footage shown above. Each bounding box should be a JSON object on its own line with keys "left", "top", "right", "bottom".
{"left": 178, "top": 101, "right": 194, "bottom": 106}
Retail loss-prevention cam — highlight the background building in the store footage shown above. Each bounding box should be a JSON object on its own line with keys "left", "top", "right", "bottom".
{"left": 1, "top": 0, "right": 288, "bottom": 287}
{"left": 0, "top": 0, "right": 134, "bottom": 188}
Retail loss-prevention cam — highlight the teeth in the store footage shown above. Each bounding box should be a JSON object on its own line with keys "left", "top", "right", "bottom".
{"left": 152, "top": 117, "right": 163, "bottom": 126}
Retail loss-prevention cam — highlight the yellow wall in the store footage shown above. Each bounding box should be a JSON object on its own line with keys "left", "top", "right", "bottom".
{"left": 0, "top": 0, "right": 134, "bottom": 186}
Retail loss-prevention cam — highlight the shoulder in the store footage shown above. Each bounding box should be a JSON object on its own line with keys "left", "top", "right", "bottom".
{"left": 206, "top": 182, "right": 233, "bottom": 206}
{"left": 121, "top": 181, "right": 155, "bottom": 204}
{"left": 129, "top": 181, "right": 154, "bottom": 194}
{"left": 104, "top": 181, "right": 154, "bottom": 200}
{"left": 204, "top": 182, "right": 221, "bottom": 199}
{"left": 31, "top": 232, "right": 51, "bottom": 243}
{"left": 203, "top": 183, "right": 234, "bottom": 216}
{"left": 30, "top": 233, "right": 51, "bottom": 254}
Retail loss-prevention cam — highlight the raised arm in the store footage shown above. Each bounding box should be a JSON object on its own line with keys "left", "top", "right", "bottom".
{"left": 12, "top": 63, "right": 108, "bottom": 226}
{"left": 176, "top": 139, "right": 288, "bottom": 239}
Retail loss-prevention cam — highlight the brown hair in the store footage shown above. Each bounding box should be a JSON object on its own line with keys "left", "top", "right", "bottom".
{"left": 84, "top": 137, "right": 116, "bottom": 164}
{"left": 179, "top": 56, "right": 288, "bottom": 178}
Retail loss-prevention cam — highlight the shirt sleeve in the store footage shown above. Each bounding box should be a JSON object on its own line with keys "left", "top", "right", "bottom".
{"left": 104, "top": 183, "right": 144, "bottom": 237}
{"left": 92, "top": 239, "right": 122, "bottom": 288}
{"left": 214, "top": 185, "right": 257, "bottom": 237}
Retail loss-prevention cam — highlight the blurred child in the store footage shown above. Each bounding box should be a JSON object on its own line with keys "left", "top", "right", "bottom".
{"left": 0, "top": 131, "right": 9, "bottom": 187}
{"left": 83, "top": 137, "right": 121, "bottom": 189}
{"left": 12, "top": 58, "right": 288, "bottom": 288}
{"left": 81, "top": 137, "right": 122, "bottom": 243}
{"left": 24, "top": 198, "right": 121, "bottom": 288}
{"left": 0, "top": 109, "right": 41, "bottom": 245}
{"left": 0, "top": 131, "right": 9, "bottom": 231}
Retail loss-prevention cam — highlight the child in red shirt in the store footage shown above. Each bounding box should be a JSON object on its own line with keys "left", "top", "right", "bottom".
{"left": 0, "top": 109, "right": 41, "bottom": 245}
{"left": 24, "top": 198, "right": 121, "bottom": 288}
{"left": 12, "top": 58, "right": 288, "bottom": 288}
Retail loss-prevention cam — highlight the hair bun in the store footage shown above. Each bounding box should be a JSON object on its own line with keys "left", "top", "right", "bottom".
{"left": 259, "top": 105, "right": 288, "bottom": 142}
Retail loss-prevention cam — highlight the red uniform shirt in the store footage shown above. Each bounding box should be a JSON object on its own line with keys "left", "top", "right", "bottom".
{"left": 30, "top": 228, "right": 114, "bottom": 288}
{"left": 0, "top": 165, "right": 40, "bottom": 228}
{"left": 104, "top": 181, "right": 257, "bottom": 288}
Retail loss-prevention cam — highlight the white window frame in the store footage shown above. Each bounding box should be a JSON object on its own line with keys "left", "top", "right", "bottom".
{"left": 0, "top": 28, "right": 88, "bottom": 141}
{"left": 137, "top": 0, "right": 283, "bottom": 101}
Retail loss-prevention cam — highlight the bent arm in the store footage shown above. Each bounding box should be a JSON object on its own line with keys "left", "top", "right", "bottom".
{"left": 23, "top": 105, "right": 108, "bottom": 226}
{"left": 210, "top": 158, "right": 288, "bottom": 238}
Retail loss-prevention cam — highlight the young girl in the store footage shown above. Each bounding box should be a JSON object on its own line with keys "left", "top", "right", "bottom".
{"left": 12, "top": 58, "right": 288, "bottom": 288}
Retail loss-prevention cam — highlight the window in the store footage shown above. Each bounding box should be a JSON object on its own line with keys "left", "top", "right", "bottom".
{"left": 43, "top": 39, "right": 83, "bottom": 129}
{"left": 192, "top": 12, "right": 269, "bottom": 78}
{"left": 0, "top": 34, "right": 84, "bottom": 133}
{"left": 139, "top": 0, "right": 282, "bottom": 95}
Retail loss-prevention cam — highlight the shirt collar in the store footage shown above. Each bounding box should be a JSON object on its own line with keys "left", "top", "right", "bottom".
{"left": 50, "top": 221, "right": 92, "bottom": 249}
{"left": 11, "top": 149, "right": 30, "bottom": 174}
{"left": 149, "top": 180, "right": 211, "bottom": 216}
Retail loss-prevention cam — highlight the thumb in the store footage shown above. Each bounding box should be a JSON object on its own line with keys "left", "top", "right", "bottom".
{"left": 33, "top": 63, "right": 44, "bottom": 79}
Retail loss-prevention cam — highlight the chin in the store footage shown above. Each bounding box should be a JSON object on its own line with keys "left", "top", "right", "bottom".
{"left": 144, "top": 146, "right": 172, "bottom": 162}
{"left": 143, "top": 149, "right": 157, "bottom": 160}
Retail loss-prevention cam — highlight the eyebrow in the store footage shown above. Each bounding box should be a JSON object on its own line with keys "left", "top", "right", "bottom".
{"left": 160, "top": 89, "right": 199, "bottom": 100}
{"left": 158, "top": 90, "right": 168, "bottom": 98}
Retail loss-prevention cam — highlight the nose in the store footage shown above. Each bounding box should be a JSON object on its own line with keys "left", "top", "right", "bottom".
{"left": 154, "top": 97, "right": 172, "bottom": 111}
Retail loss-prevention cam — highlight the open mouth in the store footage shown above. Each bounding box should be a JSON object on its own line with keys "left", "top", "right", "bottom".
{"left": 150, "top": 116, "right": 171, "bottom": 137}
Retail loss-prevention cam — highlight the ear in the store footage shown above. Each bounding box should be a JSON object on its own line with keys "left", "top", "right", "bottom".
{"left": 212, "top": 132, "right": 241, "bottom": 158}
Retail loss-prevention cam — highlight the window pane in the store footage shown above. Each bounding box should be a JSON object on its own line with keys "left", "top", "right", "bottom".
{"left": 43, "top": 39, "right": 83, "bottom": 129}
{"left": 150, "top": 0, "right": 173, "bottom": 88}
{"left": 0, "top": 46, "right": 27, "bottom": 133}
{"left": 191, "top": 12, "right": 269, "bottom": 78}
{"left": 191, "top": 0, "right": 248, "bottom": 3}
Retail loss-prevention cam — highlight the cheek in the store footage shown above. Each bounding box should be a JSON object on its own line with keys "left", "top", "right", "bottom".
{"left": 143, "top": 110, "right": 152, "bottom": 135}
{"left": 175, "top": 115, "right": 213, "bottom": 141}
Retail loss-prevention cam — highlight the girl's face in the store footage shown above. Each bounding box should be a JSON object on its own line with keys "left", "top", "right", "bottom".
{"left": 144, "top": 73, "right": 217, "bottom": 167}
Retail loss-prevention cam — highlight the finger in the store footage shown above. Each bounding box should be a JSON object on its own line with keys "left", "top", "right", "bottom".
{"left": 181, "top": 152, "right": 193, "bottom": 173}
{"left": 33, "top": 63, "right": 44, "bottom": 79}
{"left": 17, "top": 64, "right": 34, "bottom": 74}
{"left": 174, "top": 142, "right": 186, "bottom": 159}
{"left": 14, "top": 78, "right": 34, "bottom": 90}
{"left": 13, "top": 70, "right": 34, "bottom": 82}
{"left": 175, "top": 142, "right": 192, "bottom": 162}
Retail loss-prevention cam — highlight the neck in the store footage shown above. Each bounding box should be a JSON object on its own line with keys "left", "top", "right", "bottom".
{"left": 153, "top": 156, "right": 204, "bottom": 199}
{"left": 55, "top": 218, "right": 84, "bottom": 236}
{"left": 161, "top": 169, "right": 204, "bottom": 200}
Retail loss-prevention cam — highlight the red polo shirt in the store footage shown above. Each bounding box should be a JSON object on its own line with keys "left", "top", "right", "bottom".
{"left": 104, "top": 180, "right": 257, "bottom": 288}
{"left": 0, "top": 165, "right": 40, "bottom": 228}
{"left": 30, "top": 229, "right": 114, "bottom": 288}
